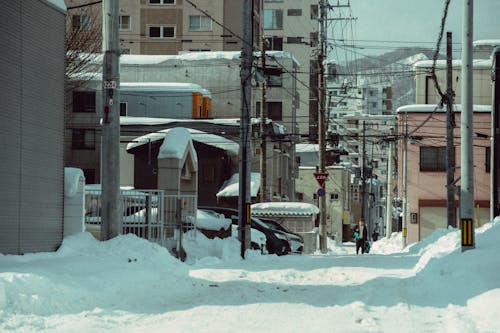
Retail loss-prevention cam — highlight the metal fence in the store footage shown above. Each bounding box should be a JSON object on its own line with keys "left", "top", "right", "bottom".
{"left": 85, "top": 188, "right": 197, "bottom": 257}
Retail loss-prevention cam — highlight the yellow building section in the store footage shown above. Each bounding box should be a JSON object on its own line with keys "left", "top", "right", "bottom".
{"left": 192, "top": 92, "right": 203, "bottom": 118}
{"left": 202, "top": 97, "right": 212, "bottom": 118}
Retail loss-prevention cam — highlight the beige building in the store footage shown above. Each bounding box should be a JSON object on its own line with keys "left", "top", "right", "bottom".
{"left": 65, "top": 0, "right": 263, "bottom": 55}
{"left": 413, "top": 59, "right": 492, "bottom": 106}
{"left": 295, "top": 166, "right": 352, "bottom": 242}
{"left": 262, "top": 0, "right": 318, "bottom": 139}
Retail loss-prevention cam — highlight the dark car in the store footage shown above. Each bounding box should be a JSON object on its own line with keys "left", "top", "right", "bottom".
{"left": 258, "top": 218, "right": 304, "bottom": 253}
{"left": 199, "top": 206, "right": 293, "bottom": 255}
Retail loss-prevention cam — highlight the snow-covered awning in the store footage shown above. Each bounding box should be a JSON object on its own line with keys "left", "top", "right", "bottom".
{"left": 216, "top": 173, "right": 260, "bottom": 198}
{"left": 127, "top": 128, "right": 239, "bottom": 155}
{"left": 251, "top": 202, "right": 319, "bottom": 216}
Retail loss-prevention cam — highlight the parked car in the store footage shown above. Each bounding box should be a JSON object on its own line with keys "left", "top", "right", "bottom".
{"left": 199, "top": 206, "right": 300, "bottom": 255}
{"left": 258, "top": 218, "right": 304, "bottom": 253}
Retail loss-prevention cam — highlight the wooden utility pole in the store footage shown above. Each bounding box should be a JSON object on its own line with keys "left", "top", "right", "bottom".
{"left": 318, "top": 0, "right": 328, "bottom": 253}
{"left": 238, "top": 0, "right": 253, "bottom": 258}
{"left": 445, "top": 31, "right": 456, "bottom": 228}
{"left": 101, "top": 0, "right": 121, "bottom": 240}
{"left": 260, "top": 37, "right": 268, "bottom": 202}
{"left": 492, "top": 47, "right": 500, "bottom": 218}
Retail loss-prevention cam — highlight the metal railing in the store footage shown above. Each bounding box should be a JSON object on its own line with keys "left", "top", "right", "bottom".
{"left": 85, "top": 188, "right": 197, "bottom": 256}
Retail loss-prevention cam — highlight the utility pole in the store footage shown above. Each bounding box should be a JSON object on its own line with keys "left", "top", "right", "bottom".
{"left": 361, "top": 121, "right": 366, "bottom": 221}
{"left": 101, "top": 0, "right": 121, "bottom": 240}
{"left": 385, "top": 132, "right": 394, "bottom": 238}
{"left": 492, "top": 46, "right": 500, "bottom": 218}
{"left": 460, "top": 0, "right": 475, "bottom": 251}
{"left": 238, "top": 0, "right": 253, "bottom": 258}
{"left": 402, "top": 113, "right": 408, "bottom": 248}
{"left": 445, "top": 31, "right": 456, "bottom": 228}
{"left": 318, "top": 0, "right": 328, "bottom": 253}
{"left": 260, "top": 37, "right": 268, "bottom": 202}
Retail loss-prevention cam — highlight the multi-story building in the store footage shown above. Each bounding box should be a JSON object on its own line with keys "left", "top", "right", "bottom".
{"left": 396, "top": 105, "right": 491, "bottom": 244}
{"left": 398, "top": 39, "right": 497, "bottom": 243}
{"left": 65, "top": 0, "right": 263, "bottom": 55}
{"left": 261, "top": 0, "right": 318, "bottom": 140}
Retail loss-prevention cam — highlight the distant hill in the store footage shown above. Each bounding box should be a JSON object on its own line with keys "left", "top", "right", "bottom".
{"left": 342, "top": 47, "right": 442, "bottom": 110}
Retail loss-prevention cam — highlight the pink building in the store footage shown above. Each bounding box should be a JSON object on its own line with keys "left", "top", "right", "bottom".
{"left": 396, "top": 104, "right": 491, "bottom": 243}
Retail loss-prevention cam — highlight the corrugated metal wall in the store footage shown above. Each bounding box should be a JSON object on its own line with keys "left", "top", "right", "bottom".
{"left": 0, "top": 1, "right": 65, "bottom": 254}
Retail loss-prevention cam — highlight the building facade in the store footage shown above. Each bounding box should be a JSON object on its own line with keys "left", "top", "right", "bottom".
{"left": 1, "top": 0, "right": 66, "bottom": 254}
{"left": 397, "top": 105, "right": 491, "bottom": 244}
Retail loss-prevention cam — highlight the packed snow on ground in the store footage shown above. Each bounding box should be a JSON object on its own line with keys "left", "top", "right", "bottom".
{"left": 1, "top": 218, "right": 500, "bottom": 333}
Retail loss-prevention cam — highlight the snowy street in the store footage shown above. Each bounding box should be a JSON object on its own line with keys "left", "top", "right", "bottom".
{"left": 1, "top": 219, "right": 499, "bottom": 333}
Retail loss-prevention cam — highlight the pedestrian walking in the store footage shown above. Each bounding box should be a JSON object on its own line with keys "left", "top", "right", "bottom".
{"left": 355, "top": 219, "right": 368, "bottom": 254}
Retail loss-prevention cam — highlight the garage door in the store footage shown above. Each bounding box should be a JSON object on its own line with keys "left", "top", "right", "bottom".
{"left": 419, "top": 207, "right": 448, "bottom": 240}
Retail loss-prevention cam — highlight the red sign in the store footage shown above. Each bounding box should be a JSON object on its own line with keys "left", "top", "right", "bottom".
{"left": 314, "top": 172, "right": 329, "bottom": 188}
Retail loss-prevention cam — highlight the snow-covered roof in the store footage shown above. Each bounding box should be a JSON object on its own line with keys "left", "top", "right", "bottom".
{"left": 120, "top": 51, "right": 299, "bottom": 66}
{"left": 295, "top": 143, "right": 319, "bottom": 153}
{"left": 397, "top": 104, "right": 491, "bottom": 113}
{"left": 127, "top": 128, "right": 239, "bottom": 155}
{"left": 251, "top": 202, "right": 319, "bottom": 216}
{"left": 473, "top": 39, "right": 500, "bottom": 47}
{"left": 216, "top": 173, "right": 261, "bottom": 198}
{"left": 413, "top": 59, "right": 492, "bottom": 69}
{"left": 158, "top": 127, "right": 197, "bottom": 163}
{"left": 120, "top": 116, "right": 259, "bottom": 127}
{"left": 45, "top": 0, "right": 66, "bottom": 11}
{"left": 120, "top": 82, "right": 209, "bottom": 96}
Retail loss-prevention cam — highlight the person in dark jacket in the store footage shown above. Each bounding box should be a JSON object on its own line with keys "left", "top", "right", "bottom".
{"left": 354, "top": 219, "right": 368, "bottom": 254}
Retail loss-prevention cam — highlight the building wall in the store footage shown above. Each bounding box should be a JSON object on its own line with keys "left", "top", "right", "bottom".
{"left": 414, "top": 61, "right": 492, "bottom": 106}
{"left": 397, "top": 108, "right": 491, "bottom": 244}
{"left": 295, "top": 166, "right": 351, "bottom": 241}
{"left": 0, "top": 0, "right": 66, "bottom": 254}
{"left": 263, "top": 0, "right": 318, "bottom": 138}
{"left": 139, "top": 4, "right": 183, "bottom": 54}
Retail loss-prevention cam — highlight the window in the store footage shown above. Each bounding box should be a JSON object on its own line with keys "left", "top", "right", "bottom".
{"left": 296, "top": 192, "right": 304, "bottom": 201}
{"left": 310, "top": 31, "right": 319, "bottom": 47}
{"left": 310, "top": 5, "right": 318, "bottom": 19}
{"left": 265, "top": 36, "right": 283, "bottom": 51}
{"left": 287, "top": 36, "right": 303, "bottom": 44}
{"left": 264, "top": 9, "right": 283, "bottom": 30}
{"left": 267, "top": 102, "right": 282, "bottom": 121}
{"left": 189, "top": 15, "right": 212, "bottom": 31}
{"left": 73, "top": 91, "right": 96, "bottom": 113}
{"left": 72, "top": 129, "right": 95, "bottom": 150}
{"left": 120, "top": 102, "right": 127, "bottom": 116}
{"left": 119, "top": 15, "right": 131, "bottom": 31}
{"left": 420, "top": 146, "right": 449, "bottom": 171}
{"left": 148, "top": 25, "right": 176, "bottom": 38}
{"left": 266, "top": 73, "right": 282, "bottom": 87}
{"left": 72, "top": 15, "right": 91, "bottom": 30}
{"left": 83, "top": 169, "right": 96, "bottom": 184}
{"left": 149, "top": 0, "right": 175, "bottom": 4}
{"left": 287, "top": 9, "right": 302, "bottom": 16}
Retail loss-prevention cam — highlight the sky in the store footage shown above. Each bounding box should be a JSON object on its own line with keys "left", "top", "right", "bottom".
{"left": 1, "top": 215, "right": 499, "bottom": 332}
{"left": 337, "top": 0, "right": 500, "bottom": 58}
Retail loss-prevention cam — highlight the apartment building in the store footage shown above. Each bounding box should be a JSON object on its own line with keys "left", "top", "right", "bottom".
{"left": 262, "top": 0, "right": 318, "bottom": 140}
